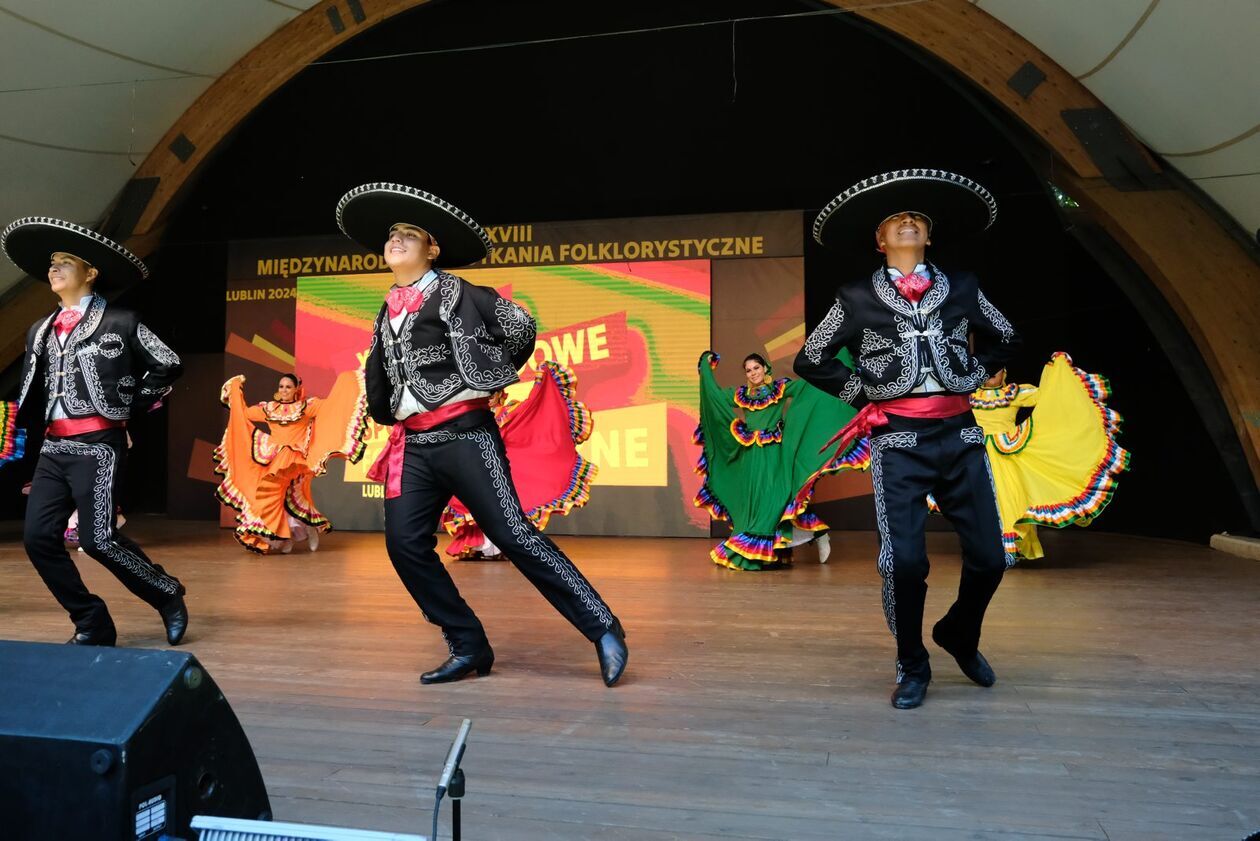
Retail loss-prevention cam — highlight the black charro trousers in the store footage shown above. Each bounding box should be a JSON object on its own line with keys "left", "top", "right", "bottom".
{"left": 23, "top": 428, "right": 184, "bottom": 634}
{"left": 868, "top": 412, "right": 1009, "bottom": 682}
{"left": 383, "top": 410, "right": 617, "bottom": 656}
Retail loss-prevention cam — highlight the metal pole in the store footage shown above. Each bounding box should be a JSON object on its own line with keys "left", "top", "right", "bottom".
{"left": 448, "top": 767, "right": 465, "bottom": 841}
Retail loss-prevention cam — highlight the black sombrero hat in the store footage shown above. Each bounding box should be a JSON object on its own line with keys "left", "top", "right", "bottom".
{"left": 813, "top": 169, "right": 997, "bottom": 250}
{"left": 336, "top": 183, "right": 493, "bottom": 268}
{"left": 1, "top": 216, "right": 148, "bottom": 284}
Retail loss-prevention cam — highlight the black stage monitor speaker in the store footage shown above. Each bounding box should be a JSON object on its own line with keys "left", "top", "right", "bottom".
{"left": 0, "top": 640, "right": 271, "bottom": 841}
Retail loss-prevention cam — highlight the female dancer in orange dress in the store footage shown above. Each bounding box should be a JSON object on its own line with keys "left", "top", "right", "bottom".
{"left": 215, "top": 371, "right": 369, "bottom": 553}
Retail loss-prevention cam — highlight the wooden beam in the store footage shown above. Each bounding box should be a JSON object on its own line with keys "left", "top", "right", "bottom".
{"left": 1063, "top": 174, "right": 1260, "bottom": 481}
{"left": 130, "top": 0, "right": 437, "bottom": 237}
{"left": 835, "top": 0, "right": 1260, "bottom": 486}
{"left": 5, "top": 0, "right": 1256, "bottom": 489}
{"left": 844, "top": 0, "right": 1109, "bottom": 179}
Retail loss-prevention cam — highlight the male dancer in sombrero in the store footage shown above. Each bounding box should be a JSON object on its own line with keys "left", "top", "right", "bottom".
{"left": 794, "top": 170, "right": 1020, "bottom": 709}
{"left": 1, "top": 217, "right": 187, "bottom": 647}
{"left": 338, "top": 183, "right": 628, "bottom": 686}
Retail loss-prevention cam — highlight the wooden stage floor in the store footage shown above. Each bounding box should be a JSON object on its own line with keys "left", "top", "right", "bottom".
{"left": 1, "top": 519, "right": 1257, "bottom": 840}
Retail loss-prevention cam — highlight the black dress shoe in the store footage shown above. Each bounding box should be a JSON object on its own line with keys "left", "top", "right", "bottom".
{"left": 931, "top": 623, "right": 996, "bottom": 687}
{"left": 67, "top": 627, "right": 117, "bottom": 647}
{"left": 891, "top": 676, "right": 929, "bottom": 709}
{"left": 595, "top": 621, "right": 628, "bottom": 687}
{"left": 420, "top": 647, "right": 494, "bottom": 685}
{"left": 159, "top": 597, "right": 189, "bottom": 646}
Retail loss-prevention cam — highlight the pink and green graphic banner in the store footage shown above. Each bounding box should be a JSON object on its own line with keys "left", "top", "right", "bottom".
{"left": 294, "top": 261, "right": 711, "bottom": 536}
{"left": 218, "top": 211, "right": 802, "bottom": 536}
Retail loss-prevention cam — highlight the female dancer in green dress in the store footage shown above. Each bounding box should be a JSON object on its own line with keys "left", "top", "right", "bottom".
{"left": 695, "top": 351, "right": 868, "bottom": 570}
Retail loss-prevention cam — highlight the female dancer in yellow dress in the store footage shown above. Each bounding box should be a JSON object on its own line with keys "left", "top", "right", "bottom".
{"left": 968, "top": 353, "right": 1130, "bottom": 560}
{"left": 215, "top": 371, "right": 369, "bottom": 553}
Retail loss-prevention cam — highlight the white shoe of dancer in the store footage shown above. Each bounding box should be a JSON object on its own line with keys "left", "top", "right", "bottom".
{"left": 816, "top": 532, "right": 831, "bottom": 564}
{"left": 286, "top": 514, "right": 317, "bottom": 552}
{"left": 278, "top": 539, "right": 293, "bottom": 554}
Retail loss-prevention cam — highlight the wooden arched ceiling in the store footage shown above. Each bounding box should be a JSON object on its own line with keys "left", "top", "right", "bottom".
{"left": 4, "top": 0, "right": 1258, "bottom": 489}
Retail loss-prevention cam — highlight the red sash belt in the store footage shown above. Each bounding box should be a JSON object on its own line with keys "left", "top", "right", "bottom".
{"left": 45, "top": 416, "right": 126, "bottom": 438}
{"left": 368, "top": 398, "right": 491, "bottom": 499}
{"left": 821, "top": 394, "right": 972, "bottom": 454}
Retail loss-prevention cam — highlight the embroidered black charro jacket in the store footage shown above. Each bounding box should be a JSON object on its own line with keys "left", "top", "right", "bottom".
{"left": 17, "top": 295, "right": 183, "bottom": 426}
{"left": 364, "top": 271, "right": 537, "bottom": 425}
{"left": 794, "top": 264, "right": 1020, "bottom": 406}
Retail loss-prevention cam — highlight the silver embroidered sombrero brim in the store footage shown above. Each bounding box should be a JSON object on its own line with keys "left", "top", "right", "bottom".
{"left": 336, "top": 183, "right": 493, "bottom": 268}
{"left": 1, "top": 217, "right": 149, "bottom": 284}
{"left": 813, "top": 169, "right": 997, "bottom": 250}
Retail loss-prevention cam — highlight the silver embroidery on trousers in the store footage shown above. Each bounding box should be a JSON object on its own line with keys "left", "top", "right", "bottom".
{"left": 405, "top": 429, "right": 459, "bottom": 444}
{"left": 871, "top": 431, "right": 918, "bottom": 454}
{"left": 870, "top": 443, "right": 898, "bottom": 584}
{"left": 980, "top": 449, "right": 1018, "bottom": 569}
{"left": 466, "top": 428, "right": 613, "bottom": 627}
{"left": 39, "top": 439, "right": 181, "bottom": 595}
{"left": 871, "top": 432, "right": 929, "bottom": 683}
{"left": 871, "top": 444, "right": 902, "bottom": 682}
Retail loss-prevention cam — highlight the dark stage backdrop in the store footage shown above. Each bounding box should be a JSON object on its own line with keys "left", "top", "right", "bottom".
{"left": 165, "top": 353, "right": 227, "bottom": 521}
{"left": 175, "top": 211, "right": 805, "bottom": 537}
{"left": 706, "top": 254, "right": 874, "bottom": 539}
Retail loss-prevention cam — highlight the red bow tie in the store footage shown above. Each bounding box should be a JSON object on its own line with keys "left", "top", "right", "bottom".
{"left": 386, "top": 285, "right": 425, "bottom": 319}
{"left": 54, "top": 308, "right": 83, "bottom": 336}
{"left": 893, "top": 272, "right": 932, "bottom": 304}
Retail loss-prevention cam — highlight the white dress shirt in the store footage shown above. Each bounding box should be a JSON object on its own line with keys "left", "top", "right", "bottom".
{"left": 49, "top": 294, "right": 95, "bottom": 420}
{"left": 886, "top": 264, "right": 946, "bottom": 395}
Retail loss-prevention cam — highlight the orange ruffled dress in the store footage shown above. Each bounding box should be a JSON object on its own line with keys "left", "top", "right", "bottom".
{"left": 215, "top": 371, "right": 369, "bottom": 553}
{"left": 440, "top": 362, "right": 597, "bottom": 558}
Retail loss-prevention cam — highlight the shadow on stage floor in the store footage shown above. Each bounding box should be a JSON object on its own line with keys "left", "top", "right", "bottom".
{"left": 1, "top": 518, "right": 1257, "bottom": 840}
